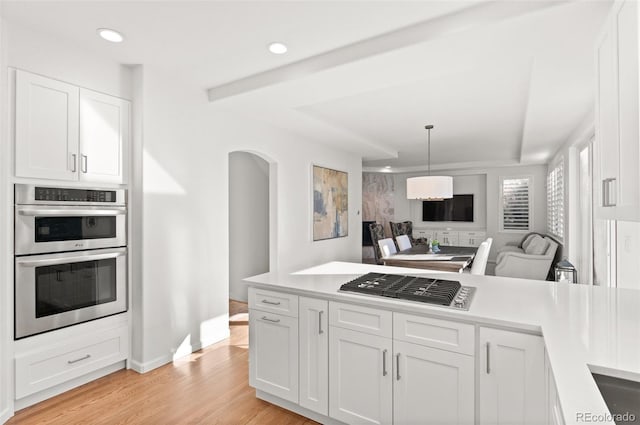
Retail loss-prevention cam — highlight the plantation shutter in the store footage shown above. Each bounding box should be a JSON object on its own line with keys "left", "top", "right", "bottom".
{"left": 547, "top": 161, "right": 564, "bottom": 239}
{"left": 501, "top": 178, "right": 531, "bottom": 231}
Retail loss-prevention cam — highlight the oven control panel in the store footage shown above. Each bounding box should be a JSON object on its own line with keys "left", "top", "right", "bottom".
{"left": 35, "top": 187, "right": 116, "bottom": 203}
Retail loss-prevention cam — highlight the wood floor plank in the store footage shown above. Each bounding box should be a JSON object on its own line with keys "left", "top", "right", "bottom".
{"left": 8, "top": 321, "right": 318, "bottom": 425}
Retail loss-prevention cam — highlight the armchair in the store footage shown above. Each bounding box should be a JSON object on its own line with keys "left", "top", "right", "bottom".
{"left": 494, "top": 236, "right": 559, "bottom": 281}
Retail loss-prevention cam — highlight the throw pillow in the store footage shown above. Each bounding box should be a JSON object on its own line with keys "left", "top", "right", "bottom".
{"left": 525, "top": 236, "right": 549, "bottom": 255}
{"left": 522, "top": 233, "right": 538, "bottom": 251}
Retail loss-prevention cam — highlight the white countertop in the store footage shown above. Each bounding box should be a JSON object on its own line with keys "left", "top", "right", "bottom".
{"left": 245, "top": 261, "right": 640, "bottom": 425}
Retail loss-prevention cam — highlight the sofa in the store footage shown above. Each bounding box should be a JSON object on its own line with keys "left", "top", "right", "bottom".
{"left": 494, "top": 233, "right": 560, "bottom": 281}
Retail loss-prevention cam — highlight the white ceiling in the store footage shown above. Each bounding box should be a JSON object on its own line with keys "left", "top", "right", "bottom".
{"left": 1, "top": 1, "right": 612, "bottom": 172}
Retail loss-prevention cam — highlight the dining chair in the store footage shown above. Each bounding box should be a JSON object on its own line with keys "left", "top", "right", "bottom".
{"left": 378, "top": 238, "right": 398, "bottom": 259}
{"left": 470, "top": 237, "right": 493, "bottom": 275}
{"left": 396, "top": 234, "right": 412, "bottom": 251}
{"left": 368, "top": 223, "right": 386, "bottom": 265}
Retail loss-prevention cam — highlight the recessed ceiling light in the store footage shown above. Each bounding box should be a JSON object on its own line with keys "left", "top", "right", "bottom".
{"left": 268, "top": 42, "right": 288, "bottom": 55}
{"left": 97, "top": 28, "right": 124, "bottom": 43}
{"left": 384, "top": 166, "right": 391, "bottom": 169}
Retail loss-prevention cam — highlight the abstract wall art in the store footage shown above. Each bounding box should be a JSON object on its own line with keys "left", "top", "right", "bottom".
{"left": 313, "top": 165, "right": 348, "bottom": 241}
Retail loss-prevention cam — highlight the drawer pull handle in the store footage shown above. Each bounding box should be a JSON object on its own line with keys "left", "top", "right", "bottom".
{"left": 318, "top": 310, "right": 324, "bottom": 334}
{"left": 261, "top": 316, "right": 280, "bottom": 323}
{"left": 68, "top": 354, "right": 91, "bottom": 365}
{"left": 486, "top": 342, "right": 491, "bottom": 374}
{"left": 261, "top": 299, "right": 281, "bottom": 306}
{"left": 382, "top": 349, "right": 388, "bottom": 376}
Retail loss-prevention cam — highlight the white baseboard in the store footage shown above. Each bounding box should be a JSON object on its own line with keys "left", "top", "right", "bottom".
{"left": 129, "top": 326, "right": 231, "bottom": 374}
{"left": 0, "top": 407, "right": 13, "bottom": 425}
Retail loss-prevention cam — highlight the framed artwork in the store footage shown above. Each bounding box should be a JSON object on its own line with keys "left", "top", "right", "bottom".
{"left": 313, "top": 165, "right": 348, "bottom": 241}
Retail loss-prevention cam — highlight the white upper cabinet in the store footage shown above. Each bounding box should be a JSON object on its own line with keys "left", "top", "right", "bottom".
{"left": 15, "top": 70, "right": 129, "bottom": 184}
{"left": 79, "top": 89, "right": 129, "bottom": 184}
{"left": 15, "top": 70, "right": 79, "bottom": 181}
{"left": 479, "top": 327, "right": 545, "bottom": 425}
{"left": 595, "top": 0, "right": 640, "bottom": 220}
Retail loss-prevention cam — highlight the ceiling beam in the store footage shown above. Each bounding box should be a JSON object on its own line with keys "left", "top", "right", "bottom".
{"left": 207, "top": 1, "right": 567, "bottom": 102}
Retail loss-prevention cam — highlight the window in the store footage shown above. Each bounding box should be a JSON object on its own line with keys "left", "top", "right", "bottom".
{"left": 499, "top": 176, "right": 532, "bottom": 232}
{"left": 547, "top": 160, "right": 564, "bottom": 240}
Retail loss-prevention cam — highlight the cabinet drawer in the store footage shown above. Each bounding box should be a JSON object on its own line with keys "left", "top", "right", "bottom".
{"left": 329, "top": 301, "right": 392, "bottom": 338}
{"left": 249, "top": 287, "right": 298, "bottom": 317}
{"left": 15, "top": 324, "right": 128, "bottom": 399}
{"left": 393, "top": 313, "right": 475, "bottom": 355}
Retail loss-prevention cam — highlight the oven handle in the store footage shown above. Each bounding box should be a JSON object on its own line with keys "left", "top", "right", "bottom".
{"left": 17, "top": 207, "right": 126, "bottom": 217}
{"left": 17, "top": 251, "right": 126, "bottom": 267}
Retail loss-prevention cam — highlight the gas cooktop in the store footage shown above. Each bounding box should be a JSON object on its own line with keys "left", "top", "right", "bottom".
{"left": 339, "top": 272, "right": 474, "bottom": 310}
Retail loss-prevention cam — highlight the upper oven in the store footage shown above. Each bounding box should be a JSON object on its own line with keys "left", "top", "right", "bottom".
{"left": 15, "top": 185, "right": 126, "bottom": 255}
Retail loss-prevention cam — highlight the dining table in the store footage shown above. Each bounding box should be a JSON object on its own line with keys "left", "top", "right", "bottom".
{"left": 382, "top": 244, "right": 478, "bottom": 272}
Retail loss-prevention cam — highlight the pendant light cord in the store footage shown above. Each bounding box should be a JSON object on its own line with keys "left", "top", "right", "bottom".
{"left": 425, "top": 124, "right": 434, "bottom": 176}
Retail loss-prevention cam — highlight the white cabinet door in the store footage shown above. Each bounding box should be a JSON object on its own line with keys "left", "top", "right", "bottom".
{"left": 299, "top": 297, "right": 328, "bottom": 415}
{"left": 79, "top": 89, "right": 129, "bottom": 184}
{"left": 616, "top": 0, "right": 640, "bottom": 221}
{"left": 249, "top": 311, "right": 298, "bottom": 403}
{"left": 329, "top": 326, "right": 392, "bottom": 425}
{"left": 15, "top": 70, "right": 79, "bottom": 181}
{"left": 545, "top": 352, "right": 565, "bottom": 425}
{"left": 595, "top": 20, "right": 620, "bottom": 213}
{"left": 439, "top": 232, "right": 459, "bottom": 246}
{"left": 394, "top": 340, "right": 474, "bottom": 425}
{"left": 479, "top": 328, "right": 545, "bottom": 425}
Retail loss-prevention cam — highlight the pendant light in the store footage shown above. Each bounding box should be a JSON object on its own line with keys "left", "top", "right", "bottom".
{"left": 406, "top": 125, "right": 453, "bottom": 200}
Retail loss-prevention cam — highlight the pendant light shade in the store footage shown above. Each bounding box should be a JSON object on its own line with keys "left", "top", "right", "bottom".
{"left": 407, "top": 175, "right": 453, "bottom": 200}
{"left": 406, "top": 124, "right": 453, "bottom": 200}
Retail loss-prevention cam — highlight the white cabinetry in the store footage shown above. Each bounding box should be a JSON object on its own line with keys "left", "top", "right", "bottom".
{"left": 15, "top": 323, "right": 128, "bottom": 399}
{"left": 15, "top": 70, "right": 79, "bottom": 181}
{"left": 595, "top": 0, "right": 640, "bottom": 221}
{"left": 479, "top": 327, "right": 545, "bottom": 425}
{"left": 439, "top": 231, "right": 459, "bottom": 246}
{"left": 79, "top": 89, "right": 129, "bottom": 183}
{"left": 15, "top": 70, "right": 129, "bottom": 184}
{"left": 249, "top": 288, "right": 299, "bottom": 404}
{"left": 299, "top": 297, "right": 328, "bottom": 415}
{"left": 414, "top": 229, "right": 487, "bottom": 247}
{"left": 394, "top": 340, "right": 474, "bottom": 425}
{"left": 329, "top": 326, "right": 393, "bottom": 424}
{"left": 545, "top": 351, "right": 566, "bottom": 425}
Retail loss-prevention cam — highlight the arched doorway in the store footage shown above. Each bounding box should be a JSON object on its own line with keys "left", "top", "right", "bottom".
{"left": 228, "top": 151, "right": 276, "bottom": 323}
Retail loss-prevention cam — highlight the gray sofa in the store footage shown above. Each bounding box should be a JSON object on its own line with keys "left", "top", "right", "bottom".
{"left": 494, "top": 234, "right": 560, "bottom": 281}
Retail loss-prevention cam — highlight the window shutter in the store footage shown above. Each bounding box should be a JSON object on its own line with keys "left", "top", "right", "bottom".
{"left": 547, "top": 161, "right": 564, "bottom": 239}
{"left": 501, "top": 178, "right": 531, "bottom": 231}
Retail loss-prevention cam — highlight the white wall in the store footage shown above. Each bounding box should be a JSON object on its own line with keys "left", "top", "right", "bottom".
{"left": 134, "top": 66, "right": 362, "bottom": 370}
{"left": 229, "top": 152, "right": 270, "bottom": 302}
{"left": 0, "top": 12, "right": 12, "bottom": 425}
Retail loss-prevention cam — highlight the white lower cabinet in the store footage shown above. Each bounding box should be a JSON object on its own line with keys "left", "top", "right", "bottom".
{"left": 545, "top": 351, "right": 565, "bottom": 425}
{"left": 249, "top": 310, "right": 299, "bottom": 403}
{"left": 479, "top": 327, "right": 545, "bottom": 425}
{"left": 299, "top": 297, "right": 329, "bottom": 415}
{"left": 329, "top": 326, "right": 393, "bottom": 424}
{"left": 394, "top": 340, "right": 474, "bottom": 425}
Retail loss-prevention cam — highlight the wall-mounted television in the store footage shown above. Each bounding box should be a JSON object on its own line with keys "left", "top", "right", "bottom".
{"left": 422, "top": 194, "right": 474, "bottom": 222}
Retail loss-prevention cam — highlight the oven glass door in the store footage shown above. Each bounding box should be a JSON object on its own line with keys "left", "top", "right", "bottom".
{"left": 35, "top": 257, "right": 117, "bottom": 318}
{"left": 15, "top": 248, "right": 127, "bottom": 339}
{"left": 15, "top": 206, "right": 126, "bottom": 255}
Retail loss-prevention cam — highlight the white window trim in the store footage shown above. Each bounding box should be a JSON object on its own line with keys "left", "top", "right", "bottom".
{"left": 498, "top": 175, "right": 534, "bottom": 233}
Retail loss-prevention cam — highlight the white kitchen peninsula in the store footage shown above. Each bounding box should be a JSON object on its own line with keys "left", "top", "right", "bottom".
{"left": 245, "top": 261, "right": 640, "bottom": 425}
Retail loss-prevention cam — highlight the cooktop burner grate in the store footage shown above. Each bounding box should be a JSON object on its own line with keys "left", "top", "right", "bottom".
{"left": 339, "top": 272, "right": 473, "bottom": 309}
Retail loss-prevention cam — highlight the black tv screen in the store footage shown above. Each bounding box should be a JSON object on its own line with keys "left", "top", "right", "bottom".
{"left": 422, "top": 194, "right": 474, "bottom": 222}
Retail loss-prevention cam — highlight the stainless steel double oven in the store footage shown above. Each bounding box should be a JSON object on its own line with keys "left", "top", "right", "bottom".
{"left": 14, "top": 184, "right": 128, "bottom": 339}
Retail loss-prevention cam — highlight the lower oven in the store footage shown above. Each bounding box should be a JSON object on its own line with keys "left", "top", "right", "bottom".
{"left": 15, "top": 247, "right": 127, "bottom": 339}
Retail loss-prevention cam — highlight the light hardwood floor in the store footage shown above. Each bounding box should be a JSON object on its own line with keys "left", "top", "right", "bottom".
{"left": 8, "top": 305, "right": 317, "bottom": 425}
